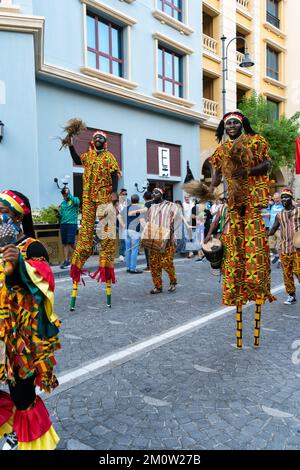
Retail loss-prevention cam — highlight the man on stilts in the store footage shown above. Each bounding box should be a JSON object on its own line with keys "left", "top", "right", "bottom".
{"left": 210, "top": 111, "right": 276, "bottom": 348}
{"left": 67, "top": 130, "right": 120, "bottom": 308}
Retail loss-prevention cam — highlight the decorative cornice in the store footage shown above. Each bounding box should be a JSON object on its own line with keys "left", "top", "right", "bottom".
{"left": 152, "top": 9, "right": 194, "bottom": 36}
{"left": 263, "top": 91, "right": 287, "bottom": 102}
{"left": 202, "top": 50, "right": 221, "bottom": 64}
{"left": 152, "top": 91, "right": 194, "bottom": 108}
{"left": 202, "top": 0, "right": 220, "bottom": 16}
{"left": 263, "top": 76, "right": 287, "bottom": 90}
{"left": 80, "top": 66, "right": 138, "bottom": 89}
{"left": 0, "top": 12, "right": 205, "bottom": 123}
{"left": 80, "top": 0, "right": 137, "bottom": 25}
{"left": 263, "top": 37, "right": 286, "bottom": 52}
{"left": 152, "top": 32, "right": 194, "bottom": 55}
{"left": 236, "top": 5, "right": 253, "bottom": 21}
{"left": 236, "top": 66, "right": 253, "bottom": 77}
{"left": 0, "top": 5, "right": 20, "bottom": 13}
{"left": 263, "top": 22, "right": 286, "bottom": 39}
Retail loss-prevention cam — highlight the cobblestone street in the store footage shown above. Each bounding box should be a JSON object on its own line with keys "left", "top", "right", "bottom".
{"left": 5, "top": 257, "right": 298, "bottom": 451}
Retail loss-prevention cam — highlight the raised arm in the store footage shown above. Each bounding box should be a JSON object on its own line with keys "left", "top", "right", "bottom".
{"left": 268, "top": 214, "right": 280, "bottom": 236}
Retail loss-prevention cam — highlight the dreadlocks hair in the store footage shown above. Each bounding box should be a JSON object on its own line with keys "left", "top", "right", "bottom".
{"left": 215, "top": 111, "right": 257, "bottom": 143}
{"left": 11, "top": 190, "right": 35, "bottom": 238}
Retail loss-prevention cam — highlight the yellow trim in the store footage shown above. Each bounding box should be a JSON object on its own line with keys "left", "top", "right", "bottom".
{"left": 0, "top": 416, "right": 13, "bottom": 438}
{"left": 18, "top": 425, "right": 60, "bottom": 451}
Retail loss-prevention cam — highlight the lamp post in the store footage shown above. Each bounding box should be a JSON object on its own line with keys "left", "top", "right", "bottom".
{"left": 0, "top": 121, "right": 4, "bottom": 143}
{"left": 134, "top": 180, "right": 149, "bottom": 193}
{"left": 221, "top": 35, "right": 254, "bottom": 119}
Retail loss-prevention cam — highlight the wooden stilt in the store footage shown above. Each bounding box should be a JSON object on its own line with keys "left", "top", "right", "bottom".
{"left": 106, "top": 279, "right": 111, "bottom": 308}
{"left": 70, "top": 282, "right": 78, "bottom": 311}
{"left": 254, "top": 303, "right": 262, "bottom": 347}
{"left": 236, "top": 305, "right": 242, "bottom": 349}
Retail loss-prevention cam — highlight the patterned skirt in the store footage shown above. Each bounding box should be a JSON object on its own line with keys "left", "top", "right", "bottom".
{"left": 220, "top": 206, "right": 276, "bottom": 306}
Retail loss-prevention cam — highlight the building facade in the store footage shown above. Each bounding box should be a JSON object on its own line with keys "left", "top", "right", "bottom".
{"left": 200, "top": 0, "right": 299, "bottom": 193}
{"left": 0, "top": 0, "right": 205, "bottom": 208}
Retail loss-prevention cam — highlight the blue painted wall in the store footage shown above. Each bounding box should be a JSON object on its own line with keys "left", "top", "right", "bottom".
{"left": 0, "top": 31, "right": 40, "bottom": 205}
{"left": 36, "top": 81, "right": 200, "bottom": 207}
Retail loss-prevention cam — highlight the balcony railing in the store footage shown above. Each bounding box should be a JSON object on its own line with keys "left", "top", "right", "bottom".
{"left": 236, "top": 51, "right": 245, "bottom": 65}
{"left": 266, "top": 11, "right": 280, "bottom": 29}
{"left": 203, "top": 34, "right": 218, "bottom": 55}
{"left": 236, "top": 0, "right": 250, "bottom": 9}
{"left": 203, "top": 98, "right": 218, "bottom": 117}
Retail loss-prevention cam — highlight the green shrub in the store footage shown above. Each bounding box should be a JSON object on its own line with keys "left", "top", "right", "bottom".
{"left": 32, "top": 205, "right": 59, "bottom": 224}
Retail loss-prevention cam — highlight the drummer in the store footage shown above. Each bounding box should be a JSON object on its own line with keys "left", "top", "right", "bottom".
{"left": 269, "top": 188, "right": 300, "bottom": 305}
{"left": 146, "top": 188, "right": 178, "bottom": 294}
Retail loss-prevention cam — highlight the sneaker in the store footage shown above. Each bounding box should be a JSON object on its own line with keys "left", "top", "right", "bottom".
{"left": 118, "top": 255, "right": 125, "bottom": 262}
{"left": 272, "top": 255, "right": 279, "bottom": 265}
{"left": 284, "top": 295, "right": 297, "bottom": 305}
{"left": 143, "top": 267, "right": 151, "bottom": 272}
{"left": 129, "top": 269, "right": 143, "bottom": 274}
{"left": 2, "top": 432, "right": 18, "bottom": 450}
{"left": 60, "top": 260, "right": 70, "bottom": 269}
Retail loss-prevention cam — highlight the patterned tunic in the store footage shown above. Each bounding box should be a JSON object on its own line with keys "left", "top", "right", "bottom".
{"left": 81, "top": 149, "right": 120, "bottom": 204}
{"left": 210, "top": 134, "right": 275, "bottom": 306}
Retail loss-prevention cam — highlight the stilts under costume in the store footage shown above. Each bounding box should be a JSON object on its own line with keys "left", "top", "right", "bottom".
{"left": 68, "top": 131, "right": 119, "bottom": 307}
{"left": 209, "top": 113, "right": 276, "bottom": 348}
{"left": 0, "top": 191, "right": 60, "bottom": 450}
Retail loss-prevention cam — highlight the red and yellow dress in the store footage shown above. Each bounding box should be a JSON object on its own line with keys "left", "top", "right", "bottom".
{"left": 71, "top": 148, "right": 120, "bottom": 283}
{"left": 0, "top": 237, "right": 60, "bottom": 450}
{"left": 210, "top": 134, "right": 276, "bottom": 306}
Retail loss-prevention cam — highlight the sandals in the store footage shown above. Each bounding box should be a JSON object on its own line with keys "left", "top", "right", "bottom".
{"left": 168, "top": 284, "right": 176, "bottom": 293}
{"left": 150, "top": 287, "right": 162, "bottom": 294}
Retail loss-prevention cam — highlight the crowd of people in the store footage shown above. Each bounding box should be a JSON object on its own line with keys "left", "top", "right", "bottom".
{"left": 0, "top": 114, "right": 299, "bottom": 450}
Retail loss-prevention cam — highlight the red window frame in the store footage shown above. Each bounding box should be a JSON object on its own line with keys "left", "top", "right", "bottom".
{"left": 87, "top": 12, "right": 123, "bottom": 77}
{"left": 159, "top": 0, "right": 183, "bottom": 21}
{"left": 158, "top": 46, "right": 183, "bottom": 98}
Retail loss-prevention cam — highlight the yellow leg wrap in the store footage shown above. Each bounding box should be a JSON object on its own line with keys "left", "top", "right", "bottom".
{"left": 236, "top": 306, "right": 242, "bottom": 349}
{"left": 254, "top": 303, "right": 262, "bottom": 348}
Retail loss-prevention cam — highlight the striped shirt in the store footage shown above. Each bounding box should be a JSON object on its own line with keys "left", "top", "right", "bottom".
{"left": 277, "top": 207, "right": 300, "bottom": 254}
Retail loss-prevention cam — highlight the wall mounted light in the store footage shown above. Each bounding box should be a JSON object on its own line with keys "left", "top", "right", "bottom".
{"left": 54, "top": 175, "right": 69, "bottom": 190}
{"left": 0, "top": 121, "right": 4, "bottom": 143}
{"left": 134, "top": 180, "right": 149, "bottom": 193}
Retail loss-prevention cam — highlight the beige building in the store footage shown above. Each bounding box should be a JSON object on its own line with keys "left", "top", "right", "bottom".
{"left": 201, "top": 0, "right": 299, "bottom": 193}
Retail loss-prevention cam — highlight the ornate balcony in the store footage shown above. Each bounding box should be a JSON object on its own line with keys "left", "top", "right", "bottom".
{"left": 203, "top": 98, "right": 218, "bottom": 117}
{"left": 203, "top": 34, "right": 218, "bottom": 55}
{"left": 236, "top": 0, "right": 250, "bottom": 10}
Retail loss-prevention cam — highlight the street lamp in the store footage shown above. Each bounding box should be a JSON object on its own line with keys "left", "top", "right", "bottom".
{"left": 221, "top": 35, "right": 254, "bottom": 118}
{"left": 0, "top": 121, "right": 4, "bottom": 143}
{"left": 134, "top": 180, "right": 149, "bottom": 193}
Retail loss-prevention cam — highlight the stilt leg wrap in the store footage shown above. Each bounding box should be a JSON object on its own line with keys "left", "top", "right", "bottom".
{"left": 107, "top": 279, "right": 112, "bottom": 307}
{"left": 0, "top": 391, "right": 14, "bottom": 437}
{"left": 236, "top": 306, "right": 243, "bottom": 349}
{"left": 13, "top": 396, "right": 60, "bottom": 450}
{"left": 254, "top": 303, "right": 262, "bottom": 348}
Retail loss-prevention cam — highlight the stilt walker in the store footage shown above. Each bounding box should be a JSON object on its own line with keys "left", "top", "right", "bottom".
{"left": 185, "top": 111, "right": 276, "bottom": 347}
{"left": 60, "top": 120, "right": 120, "bottom": 309}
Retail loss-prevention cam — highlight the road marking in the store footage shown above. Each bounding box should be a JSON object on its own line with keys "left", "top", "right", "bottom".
{"left": 51, "top": 283, "right": 285, "bottom": 394}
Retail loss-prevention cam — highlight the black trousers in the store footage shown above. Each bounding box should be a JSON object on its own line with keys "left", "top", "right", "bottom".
{"left": 8, "top": 373, "right": 36, "bottom": 411}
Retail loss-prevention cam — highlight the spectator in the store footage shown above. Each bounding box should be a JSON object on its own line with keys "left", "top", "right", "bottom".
{"left": 142, "top": 191, "right": 154, "bottom": 271}
{"left": 174, "top": 200, "right": 192, "bottom": 256}
{"left": 268, "top": 192, "right": 283, "bottom": 267}
{"left": 59, "top": 187, "right": 80, "bottom": 269}
{"left": 117, "top": 188, "right": 128, "bottom": 261}
{"left": 126, "top": 194, "right": 143, "bottom": 274}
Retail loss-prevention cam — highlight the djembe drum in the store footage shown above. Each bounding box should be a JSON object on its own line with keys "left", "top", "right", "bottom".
{"left": 202, "top": 237, "right": 223, "bottom": 271}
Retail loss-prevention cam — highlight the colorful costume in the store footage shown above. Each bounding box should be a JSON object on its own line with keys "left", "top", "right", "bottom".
{"left": 69, "top": 133, "right": 120, "bottom": 284}
{"left": 147, "top": 200, "right": 178, "bottom": 291}
{"left": 210, "top": 132, "right": 275, "bottom": 347}
{"left": 0, "top": 235, "right": 60, "bottom": 450}
{"left": 211, "top": 134, "right": 274, "bottom": 306}
{"left": 277, "top": 206, "right": 300, "bottom": 296}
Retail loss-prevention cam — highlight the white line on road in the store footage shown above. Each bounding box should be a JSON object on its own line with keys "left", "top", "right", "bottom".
{"left": 54, "top": 283, "right": 285, "bottom": 393}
